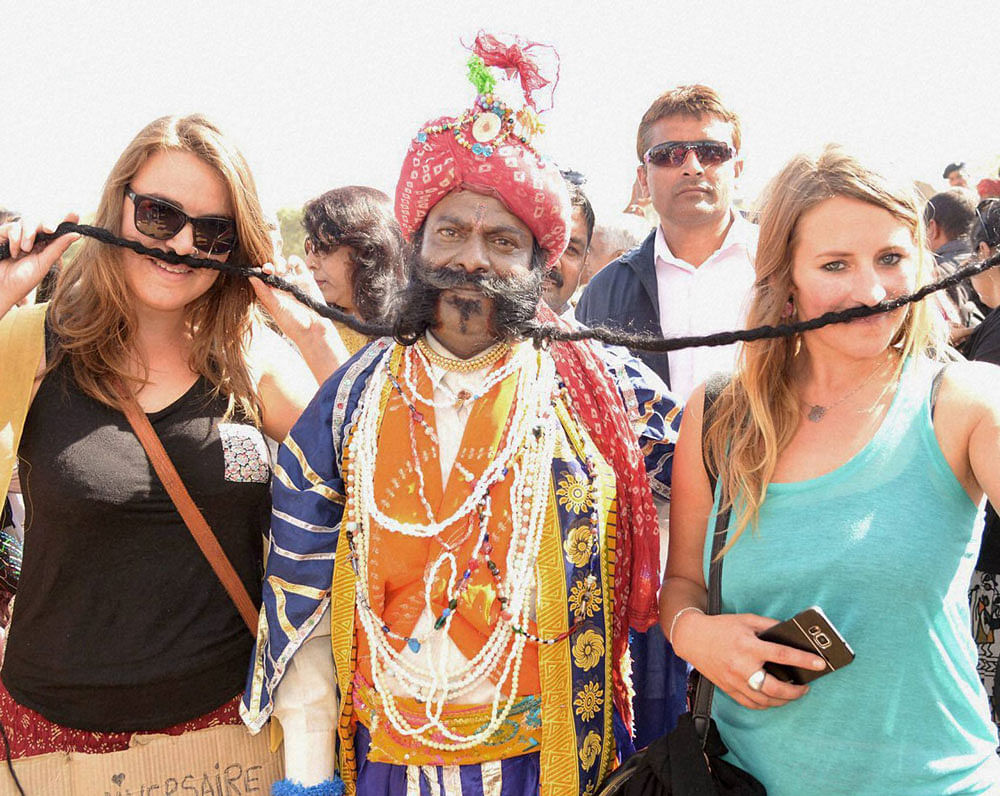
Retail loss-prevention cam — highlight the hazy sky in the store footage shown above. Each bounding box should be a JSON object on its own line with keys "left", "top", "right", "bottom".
{"left": 5, "top": 1, "right": 997, "bottom": 224}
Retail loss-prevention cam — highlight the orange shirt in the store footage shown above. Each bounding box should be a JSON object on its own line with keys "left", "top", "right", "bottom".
{"left": 355, "top": 357, "right": 541, "bottom": 695}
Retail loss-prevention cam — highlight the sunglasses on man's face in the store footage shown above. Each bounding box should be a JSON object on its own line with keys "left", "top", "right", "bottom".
{"left": 125, "top": 186, "right": 237, "bottom": 256}
{"left": 643, "top": 140, "right": 736, "bottom": 168}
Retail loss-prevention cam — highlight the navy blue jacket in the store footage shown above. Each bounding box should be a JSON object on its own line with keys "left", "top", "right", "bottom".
{"left": 575, "top": 230, "right": 672, "bottom": 389}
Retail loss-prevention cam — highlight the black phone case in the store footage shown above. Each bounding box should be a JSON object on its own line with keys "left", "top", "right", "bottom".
{"left": 758, "top": 606, "right": 855, "bottom": 685}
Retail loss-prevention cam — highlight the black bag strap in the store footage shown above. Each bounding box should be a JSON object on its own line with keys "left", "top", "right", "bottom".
{"left": 701, "top": 372, "right": 730, "bottom": 497}
{"left": 691, "top": 372, "right": 732, "bottom": 747}
{"left": 930, "top": 363, "right": 948, "bottom": 420}
{"left": 690, "top": 503, "right": 731, "bottom": 746}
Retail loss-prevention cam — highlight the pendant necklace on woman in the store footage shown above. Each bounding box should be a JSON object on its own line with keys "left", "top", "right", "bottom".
{"left": 805, "top": 356, "right": 889, "bottom": 422}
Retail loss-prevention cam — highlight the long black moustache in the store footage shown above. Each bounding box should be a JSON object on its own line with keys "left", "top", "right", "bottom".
{"left": 417, "top": 263, "right": 538, "bottom": 301}
{"left": 488, "top": 267, "right": 544, "bottom": 338}
{"left": 392, "top": 257, "right": 543, "bottom": 345}
{"left": 8, "top": 223, "right": 1000, "bottom": 353}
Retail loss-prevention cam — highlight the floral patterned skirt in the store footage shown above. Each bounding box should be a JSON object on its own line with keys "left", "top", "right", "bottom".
{"left": 0, "top": 679, "right": 243, "bottom": 760}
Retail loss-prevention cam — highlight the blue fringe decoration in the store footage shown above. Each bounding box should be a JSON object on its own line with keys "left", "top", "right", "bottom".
{"left": 271, "top": 776, "right": 345, "bottom": 796}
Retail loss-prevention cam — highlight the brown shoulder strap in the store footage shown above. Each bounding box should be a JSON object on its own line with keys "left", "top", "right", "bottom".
{"left": 119, "top": 394, "right": 258, "bottom": 635}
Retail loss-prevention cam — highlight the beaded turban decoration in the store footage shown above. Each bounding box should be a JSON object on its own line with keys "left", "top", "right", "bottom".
{"left": 394, "top": 32, "right": 571, "bottom": 267}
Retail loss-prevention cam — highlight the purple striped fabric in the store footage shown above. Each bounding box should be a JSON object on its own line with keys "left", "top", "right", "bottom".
{"left": 349, "top": 702, "right": 635, "bottom": 795}
{"left": 354, "top": 723, "right": 541, "bottom": 796}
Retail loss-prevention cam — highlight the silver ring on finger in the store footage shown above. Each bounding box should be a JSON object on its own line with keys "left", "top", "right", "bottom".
{"left": 747, "top": 669, "right": 767, "bottom": 692}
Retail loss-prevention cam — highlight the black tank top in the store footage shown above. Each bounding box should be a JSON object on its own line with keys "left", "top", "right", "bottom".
{"left": 2, "top": 326, "right": 270, "bottom": 731}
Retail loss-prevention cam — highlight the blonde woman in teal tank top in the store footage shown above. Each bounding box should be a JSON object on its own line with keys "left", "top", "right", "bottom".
{"left": 661, "top": 146, "right": 1000, "bottom": 795}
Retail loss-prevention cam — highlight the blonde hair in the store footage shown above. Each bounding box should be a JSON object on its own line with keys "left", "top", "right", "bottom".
{"left": 48, "top": 114, "right": 274, "bottom": 423}
{"left": 704, "top": 145, "right": 944, "bottom": 549}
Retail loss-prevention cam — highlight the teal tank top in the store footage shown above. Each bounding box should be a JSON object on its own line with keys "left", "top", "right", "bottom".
{"left": 705, "top": 358, "right": 1000, "bottom": 794}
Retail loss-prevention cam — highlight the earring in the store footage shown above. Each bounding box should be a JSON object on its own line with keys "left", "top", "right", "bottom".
{"left": 191, "top": 246, "right": 201, "bottom": 258}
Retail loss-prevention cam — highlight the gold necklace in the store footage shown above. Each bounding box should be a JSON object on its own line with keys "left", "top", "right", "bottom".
{"left": 416, "top": 337, "right": 510, "bottom": 373}
{"left": 803, "top": 356, "right": 891, "bottom": 423}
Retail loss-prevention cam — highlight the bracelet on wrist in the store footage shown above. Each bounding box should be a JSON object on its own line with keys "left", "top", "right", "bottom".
{"left": 668, "top": 606, "right": 705, "bottom": 646}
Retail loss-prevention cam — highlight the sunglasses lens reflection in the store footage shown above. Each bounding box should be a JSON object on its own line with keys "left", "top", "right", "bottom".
{"left": 647, "top": 142, "right": 733, "bottom": 167}
{"left": 133, "top": 195, "right": 236, "bottom": 255}
{"left": 135, "top": 197, "right": 185, "bottom": 239}
{"left": 195, "top": 219, "right": 237, "bottom": 255}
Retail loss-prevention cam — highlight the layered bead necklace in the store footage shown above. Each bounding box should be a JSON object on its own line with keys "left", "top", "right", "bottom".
{"left": 342, "top": 340, "right": 583, "bottom": 750}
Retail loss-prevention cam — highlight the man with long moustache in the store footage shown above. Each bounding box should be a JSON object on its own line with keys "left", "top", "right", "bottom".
{"left": 242, "top": 34, "right": 681, "bottom": 796}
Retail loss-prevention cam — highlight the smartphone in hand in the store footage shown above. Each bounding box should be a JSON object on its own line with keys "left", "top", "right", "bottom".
{"left": 758, "top": 606, "right": 855, "bottom": 685}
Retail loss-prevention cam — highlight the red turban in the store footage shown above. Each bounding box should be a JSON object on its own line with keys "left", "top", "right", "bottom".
{"left": 394, "top": 33, "right": 571, "bottom": 267}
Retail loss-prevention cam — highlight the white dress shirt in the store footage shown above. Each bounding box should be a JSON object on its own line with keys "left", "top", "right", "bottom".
{"left": 654, "top": 212, "right": 757, "bottom": 400}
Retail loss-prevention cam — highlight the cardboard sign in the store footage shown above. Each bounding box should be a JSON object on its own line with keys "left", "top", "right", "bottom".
{"left": 0, "top": 724, "right": 283, "bottom": 796}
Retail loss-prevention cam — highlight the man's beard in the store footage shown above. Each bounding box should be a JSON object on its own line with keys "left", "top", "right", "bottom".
{"left": 392, "top": 251, "right": 544, "bottom": 345}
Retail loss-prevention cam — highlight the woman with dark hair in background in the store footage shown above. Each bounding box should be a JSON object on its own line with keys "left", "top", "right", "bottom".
{"left": 303, "top": 185, "right": 406, "bottom": 354}
{"left": 966, "top": 197, "right": 1000, "bottom": 725}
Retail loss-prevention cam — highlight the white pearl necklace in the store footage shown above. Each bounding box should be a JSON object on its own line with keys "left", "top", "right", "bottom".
{"left": 343, "top": 342, "right": 560, "bottom": 750}
{"left": 349, "top": 344, "right": 547, "bottom": 537}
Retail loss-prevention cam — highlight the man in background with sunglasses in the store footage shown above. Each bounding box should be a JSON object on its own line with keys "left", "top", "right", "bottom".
{"left": 577, "top": 84, "right": 755, "bottom": 400}
{"left": 576, "top": 84, "right": 757, "bottom": 750}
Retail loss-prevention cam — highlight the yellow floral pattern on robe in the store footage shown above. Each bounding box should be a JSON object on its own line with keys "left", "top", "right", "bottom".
{"left": 579, "top": 730, "right": 602, "bottom": 771}
{"left": 556, "top": 471, "right": 593, "bottom": 514}
{"left": 563, "top": 523, "right": 594, "bottom": 568}
{"left": 568, "top": 576, "right": 602, "bottom": 621}
{"left": 572, "top": 630, "right": 605, "bottom": 672}
{"left": 574, "top": 681, "right": 604, "bottom": 722}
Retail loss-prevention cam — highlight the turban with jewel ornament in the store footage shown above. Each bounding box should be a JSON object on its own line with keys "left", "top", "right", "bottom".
{"left": 394, "top": 32, "right": 571, "bottom": 267}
